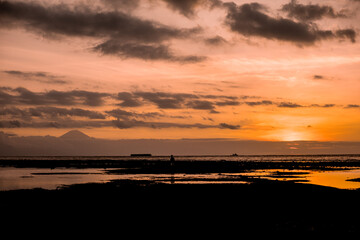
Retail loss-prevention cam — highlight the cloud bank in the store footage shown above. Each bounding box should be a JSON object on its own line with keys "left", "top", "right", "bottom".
{"left": 0, "top": 85, "right": 358, "bottom": 131}
{"left": 0, "top": 0, "right": 205, "bottom": 62}
{"left": 281, "top": 0, "right": 348, "bottom": 21}
{"left": 0, "top": 0, "right": 357, "bottom": 65}
{"left": 224, "top": 2, "right": 356, "bottom": 44}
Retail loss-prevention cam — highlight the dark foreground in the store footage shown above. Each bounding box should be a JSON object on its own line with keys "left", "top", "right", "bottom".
{"left": 1, "top": 159, "right": 360, "bottom": 235}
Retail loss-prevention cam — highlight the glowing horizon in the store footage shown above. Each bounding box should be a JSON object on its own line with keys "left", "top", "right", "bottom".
{"left": 1, "top": 0, "right": 359, "bottom": 142}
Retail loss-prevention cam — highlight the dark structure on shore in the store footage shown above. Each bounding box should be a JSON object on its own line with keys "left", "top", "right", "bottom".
{"left": 130, "top": 154, "right": 152, "bottom": 157}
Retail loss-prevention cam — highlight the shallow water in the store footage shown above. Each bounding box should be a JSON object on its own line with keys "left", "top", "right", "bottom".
{"left": 1, "top": 167, "right": 360, "bottom": 190}
{"left": 233, "top": 168, "right": 360, "bottom": 189}
{"left": 0, "top": 167, "right": 119, "bottom": 190}
{"left": 2, "top": 154, "right": 360, "bottom": 190}
{"left": 307, "top": 169, "right": 360, "bottom": 189}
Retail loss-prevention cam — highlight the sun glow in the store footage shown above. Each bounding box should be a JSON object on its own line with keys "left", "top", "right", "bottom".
{"left": 270, "top": 130, "right": 310, "bottom": 141}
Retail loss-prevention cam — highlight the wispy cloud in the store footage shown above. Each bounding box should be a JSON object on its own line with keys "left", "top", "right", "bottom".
{"left": 277, "top": 102, "right": 303, "bottom": 108}
{"left": 0, "top": 106, "right": 106, "bottom": 119}
{"left": 3, "top": 70, "right": 69, "bottom": 84}
{"left": 0, "top": 87, "right": 111, "bottom": 106}
{"left": 344, "top": 104, "right": 360, "bottom": 108}
{"left": 1, "top": 87, "right": 357, "bottom": 111}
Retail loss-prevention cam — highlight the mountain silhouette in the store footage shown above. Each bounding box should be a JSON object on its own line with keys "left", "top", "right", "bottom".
{"left": 1, "top": 130, "right": 360, "bottom": 155}
{"left": 60, "top": 130, "right": 91, "bottom": 140}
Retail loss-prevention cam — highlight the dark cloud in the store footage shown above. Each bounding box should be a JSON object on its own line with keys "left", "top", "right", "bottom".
{"left": 2, "top": 87, "right": 354, "bottom": 120}
{"left": 0, "top": 0, "right": 204, "bottom": 62}
{"left": 2, "top": 88, "right": 239, "bottom": 110}
{"left": 239, "top": 95, "right": 261, "bottom": 100}
{"left": 209, "top": 109, "right": 220, "bottom": 114}
{"left": 215, "top": 100, "right": 240, "bottom": 106}
{"left": 0, "top": 107, "right": 28, "bottom": 117}
{"left": 93, "top": 40, "right": 206, "bottom": 63}
{"left": 132, "top": 91, "right": 242, "bottom": 111}
{"left": 0, "top": 119, "right": 111, "bottom": 129}
{"left": 133, "top": 91, "right": 198, "bottom": 109}
{"left": 116, "top": 92, "right": 143, "bottom": 107}
{"left": 336, "top": 29, "right": 356, "bottom": 43}
{"left": 13, "top": 87, "right": 44, "bottom": 105}
{"left": 162, "top": 0, "right": 222, "bottom": 18}
{"left": 101, "top": 0, "right": 140, "bottom": 11}
{"left": 3, "top": 70, "right": 68, "bottom": 84}
{"left": 106, "top": 109, "right": 139, "bottom": 120}
{"left": 0, "top": 1, "right": 180, "bottom": 41}
{"left": 106, "top": 108, "right": 181, "bottom": 122}
{"left": 278, "top": 102, "right": 303, "bottom": 108}
{"left": 112, "top": 119, "right": 239, "bottom": 130}
{"left": 0, "top": 89, "right": 15, "bottom": 105}
{"left": 310, "top": 104, "right": 335, "bottom": 108}
{"left": 0, "top": 87, "right": 111, "bottom": 106}
{"left": 112, "top": 119, "right": 140, "bottom": 129}
{"left": 163, "top": 0, "right": 203, "bottom": 17}
{"left": 134, "top": 92, "right": 183, "bottom": 109}
{"left": 201, "top": 94, "right": 238, "bottom": 100}
{"left": 224, "top": 2, "right": 356, "bottom": 44}
{"left": 30, "top": 107, "right": 106, "bottom": 119}
{"left": 43, "top": 90, "right": 110, "bottom": 106}
{"left": 204, "top": 35, "right": 227, "bottom": 45}
{"left": 323, "top": 104, "right": 336, "bottom": 108}
{"left": 313, "top": 75, "right": 324, "bottom": 80}
{"left": 0, "top": 118, "right": 234, "bottom": 130}
{"left": 0, "top": 106, "right": 106, "bottom": 119}
{"left": 219, "top": 123, "right": 241, "bottom": 130}
{"left": 245, "top": 100, "right": 273, "bottom": 106}
{"left": 281, "top": 0, "right": 348, "bottom": 21}
{"left": 0, "top": 120, "right": 21, "bottom": 128}
{"left": 344, "top": 104, "right": 360, "bottom": 108}
{"left": 186, "top": 100, "right": 215, "bottom": 110}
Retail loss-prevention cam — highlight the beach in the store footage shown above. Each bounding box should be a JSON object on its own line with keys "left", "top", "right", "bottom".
{"left": 1, "top": 156, "right": 360, "bottom": 234}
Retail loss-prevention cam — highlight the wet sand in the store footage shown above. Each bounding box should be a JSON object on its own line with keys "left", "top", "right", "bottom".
{"left": 348, "top": 177, "right": 360, "bottom": 182}
{"left": 1, "top": 159, "right": 360, "bottom": 234}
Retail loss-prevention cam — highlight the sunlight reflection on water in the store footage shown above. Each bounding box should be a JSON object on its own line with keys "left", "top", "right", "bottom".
{"left": 236, "top": 168, "right": 360, "bottom": 189}
{"left": 306, "top": 169, "right": 360, "bottom": 190}
{"left": 0, "top": 167, "right": 119, "bottom": 190}
{"left": 1, "top": 167, "right": 360, "bottom": 190}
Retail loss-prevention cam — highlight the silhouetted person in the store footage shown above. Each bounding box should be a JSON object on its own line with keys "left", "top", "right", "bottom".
{"left": 170, "top": 155, "right": 175, "bottom": 184}
{"left": 170, "top": 155, "right": 175, "bottom": 166}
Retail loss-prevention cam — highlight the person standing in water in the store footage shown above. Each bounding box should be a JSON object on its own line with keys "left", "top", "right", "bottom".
{"left": 170, "top": 155, "right": 175, "bottom": 166}
{"left": 170, "top": 155, "right": 175, "bottom": 184}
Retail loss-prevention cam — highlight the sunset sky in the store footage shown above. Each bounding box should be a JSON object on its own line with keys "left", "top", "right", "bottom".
{"left": 1, "top": 0, "right": 359, "bottom": 141}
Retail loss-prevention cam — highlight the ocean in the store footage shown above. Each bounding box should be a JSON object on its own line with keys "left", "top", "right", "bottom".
{"left": 1, "top": 154, "right": 360, "bottom": 161}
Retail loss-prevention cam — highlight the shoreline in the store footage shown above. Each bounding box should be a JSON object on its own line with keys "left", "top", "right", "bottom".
{"left": 1, "top": 159, "right": 360, "bottom": 234}
{"left": 2, "top": 176, "right": 360, "bottom": 234}
{"left": 1, "top": 158, "right": 360, "bottom": 170}
{"left": 1, "top": 158, "right": 360, "bottom": 190}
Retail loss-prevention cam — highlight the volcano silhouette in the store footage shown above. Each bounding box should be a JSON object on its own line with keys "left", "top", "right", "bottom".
{"left": 60, "top": 130, "right": 91, "bottom": 140}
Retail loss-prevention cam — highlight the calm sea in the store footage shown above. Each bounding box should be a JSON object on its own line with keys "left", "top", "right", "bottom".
{"left": 1, "top": 154, "right": 360, "bottom": 161}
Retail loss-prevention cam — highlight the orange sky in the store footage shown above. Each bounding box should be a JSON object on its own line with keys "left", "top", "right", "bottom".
{"left": 0, "top": 0, "right": 359, "bottom": 141}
